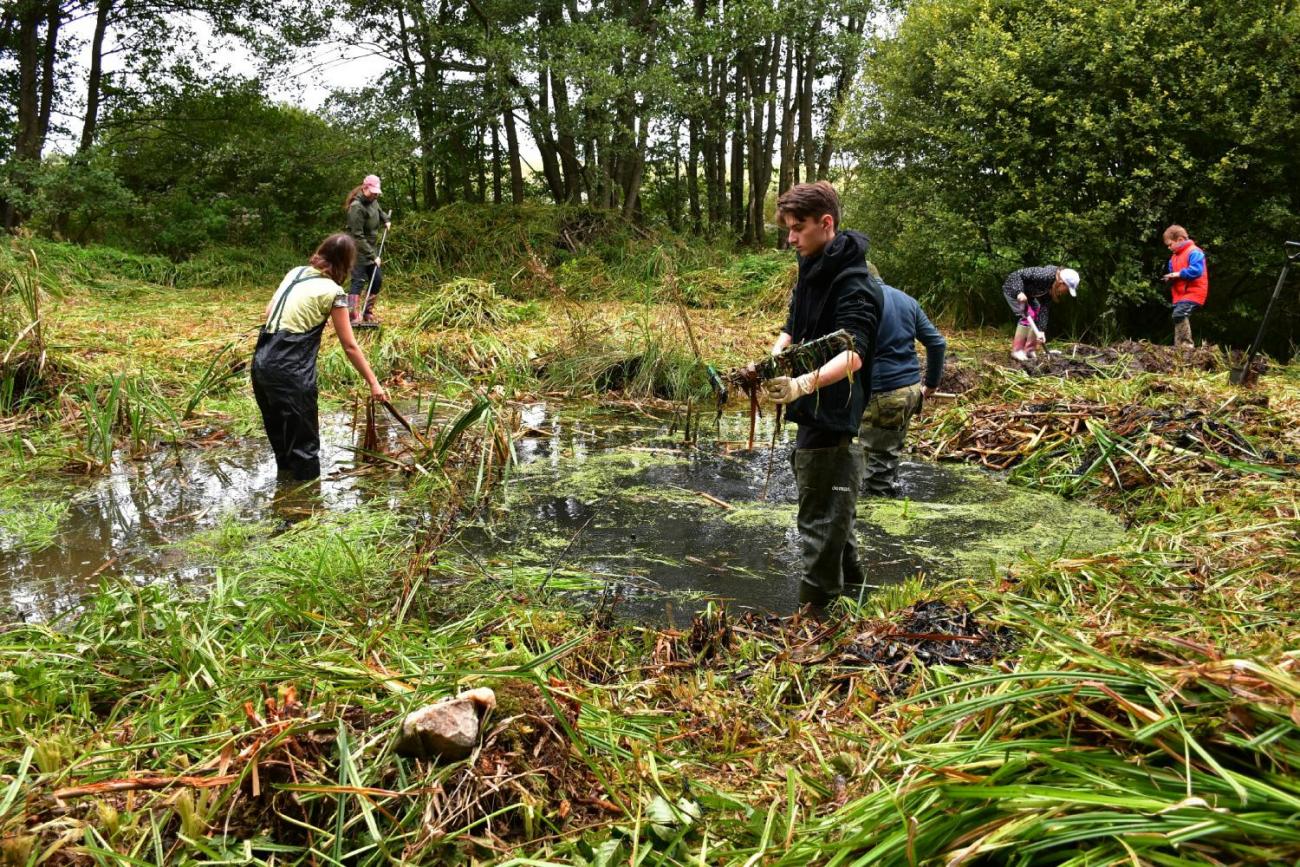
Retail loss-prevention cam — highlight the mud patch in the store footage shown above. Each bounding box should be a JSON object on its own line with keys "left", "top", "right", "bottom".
{"left": 841, "top": 599, "right": 1013, "bottom": 676}
{"left": 1012, "top": 341, "right": 1235, "bottom": 379}
{"left": 937, "top": 361, "right": 981, "bottom": 394}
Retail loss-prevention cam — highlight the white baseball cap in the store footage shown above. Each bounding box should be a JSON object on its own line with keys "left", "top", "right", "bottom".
{"left": 1059, "top": 268, "right": 1079, "bottom": 296}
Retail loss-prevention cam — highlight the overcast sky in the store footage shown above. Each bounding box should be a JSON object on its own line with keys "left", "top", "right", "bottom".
{"left": 46, "top": 11, "right": 396, "bottom": 154}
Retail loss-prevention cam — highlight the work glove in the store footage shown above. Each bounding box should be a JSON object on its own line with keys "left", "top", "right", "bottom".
{"left": 764, "top": 373, "right": 816, "bottom": 405}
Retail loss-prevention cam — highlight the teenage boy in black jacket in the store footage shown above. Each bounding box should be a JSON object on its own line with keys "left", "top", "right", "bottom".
{"left": 763, "top": 182, "right": 883, "bottom": 612}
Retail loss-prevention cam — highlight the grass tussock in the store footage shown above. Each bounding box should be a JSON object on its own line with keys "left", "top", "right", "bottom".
{"left": 411, "top": 278, "right": 531, "bottom": 330}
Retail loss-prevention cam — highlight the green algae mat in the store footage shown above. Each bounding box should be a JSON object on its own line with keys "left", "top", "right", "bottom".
{"left": 467, "top": 428, "right": 1122, "bottom": 619}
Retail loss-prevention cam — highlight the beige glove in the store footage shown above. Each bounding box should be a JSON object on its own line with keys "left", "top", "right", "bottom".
{"left": 764, "top": 373, "right": 816, "bottom": 405}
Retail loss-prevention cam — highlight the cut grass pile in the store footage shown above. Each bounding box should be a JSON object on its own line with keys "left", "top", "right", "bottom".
{"left": 410, "top": 278, "right": 530, "bottom": 330}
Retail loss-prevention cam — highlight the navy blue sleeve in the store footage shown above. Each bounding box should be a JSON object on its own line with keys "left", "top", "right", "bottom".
{"left": 915, "top": 305, "right": 947, "bottom": 388}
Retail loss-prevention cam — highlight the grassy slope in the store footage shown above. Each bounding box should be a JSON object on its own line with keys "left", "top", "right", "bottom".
{"left": 1, "top": 237, "right": 1299, "bottom": 864}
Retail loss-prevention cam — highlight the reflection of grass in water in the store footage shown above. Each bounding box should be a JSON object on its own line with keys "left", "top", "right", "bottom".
{"left": 0, "top": 485, "right": 68, "bottom": 554}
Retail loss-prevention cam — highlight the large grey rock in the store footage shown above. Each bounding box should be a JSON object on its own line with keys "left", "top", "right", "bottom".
{"left": 395, "top": 687, "right": 496, "bottom": 761}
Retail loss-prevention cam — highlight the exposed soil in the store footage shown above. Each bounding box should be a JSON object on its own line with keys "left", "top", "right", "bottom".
{"left": 1007, "top": 340, "right": 1260, "bottom": 380}
{"left": 842, "top": 599, "right": 1014, "bottom": 676}
{"left": 937, "top": 361, "right": 980, "bottom": 394}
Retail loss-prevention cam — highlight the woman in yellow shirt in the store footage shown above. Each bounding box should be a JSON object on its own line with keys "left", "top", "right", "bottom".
{"left": 251, "top": 233, "right": 387, "bottom": 480}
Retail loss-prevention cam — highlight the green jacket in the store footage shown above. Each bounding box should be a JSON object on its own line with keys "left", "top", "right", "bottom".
{"left": 346, "top": 195, "right": 389, "bottom": 265}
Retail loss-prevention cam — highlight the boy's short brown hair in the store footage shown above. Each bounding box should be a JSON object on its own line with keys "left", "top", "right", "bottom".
{"left": 1162, "top": 224, "right": 1189, "bottom": 242}
{"left": 777, "top": 181, "right": 840, "bottom": 229}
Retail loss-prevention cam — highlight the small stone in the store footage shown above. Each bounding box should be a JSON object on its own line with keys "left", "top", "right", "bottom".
{"left": 394, "top": 687, "right": 497, "bottom": 761}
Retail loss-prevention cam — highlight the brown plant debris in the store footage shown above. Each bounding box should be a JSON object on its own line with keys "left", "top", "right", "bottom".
{"left": 841, "top": 600, "right": 1014, "bottom": 675}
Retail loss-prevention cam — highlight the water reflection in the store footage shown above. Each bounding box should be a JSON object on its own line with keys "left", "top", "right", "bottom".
{"left": 0, "top": 404, "right": 412, "bottom": 621}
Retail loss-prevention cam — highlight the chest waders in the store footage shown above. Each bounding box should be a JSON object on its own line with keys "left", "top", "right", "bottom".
{"left": 251, "top": 268, "right": 331, "bottom": 480}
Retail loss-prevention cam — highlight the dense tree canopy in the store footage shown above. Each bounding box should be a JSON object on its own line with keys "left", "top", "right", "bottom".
{"left": 2, "top": 0, "right": 1299, "bottom": 345}
{"left": 845, "top": 0, "right": 1300, "bottom": 344}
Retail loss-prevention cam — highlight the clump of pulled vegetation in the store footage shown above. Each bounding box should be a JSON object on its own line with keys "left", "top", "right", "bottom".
{"left": 411, "top": 278, "right": 530, "bottom": 330}
{"left": 2, "top": 226, "right": 1300, "bottom": 864}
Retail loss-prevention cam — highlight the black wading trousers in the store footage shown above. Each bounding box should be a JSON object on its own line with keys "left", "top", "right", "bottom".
{"left": 791, "top": 441, "right": 866, "bottom": 606}
{"left": 251, "top": 272, "right": 329, "bottom": 480}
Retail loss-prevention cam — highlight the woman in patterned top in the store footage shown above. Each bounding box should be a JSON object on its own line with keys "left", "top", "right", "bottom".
{"left": 1001, "top": 266, "right": 1079, "bottom": 361}
{"left": 251, "top": 233, "right": 387, "bottom": 480}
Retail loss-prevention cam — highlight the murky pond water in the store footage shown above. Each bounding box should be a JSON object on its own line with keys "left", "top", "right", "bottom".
{"left": 1, "top": 401, "right": 1123, "bottom": 624}
{"left": 458, "top": 405, "right": 1123, "bottom": 622}
{"left": 0, "top": 406, "right": 412, "bottom": 620}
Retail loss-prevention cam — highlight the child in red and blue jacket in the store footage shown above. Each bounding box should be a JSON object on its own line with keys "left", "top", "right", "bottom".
{"left": 1162, "top": 225, "right": 1208, "bottom": 347}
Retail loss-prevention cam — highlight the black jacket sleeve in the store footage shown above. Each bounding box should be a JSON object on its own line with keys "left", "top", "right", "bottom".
{"left": 835, "top": 270, "right": 882, "bottom": 368}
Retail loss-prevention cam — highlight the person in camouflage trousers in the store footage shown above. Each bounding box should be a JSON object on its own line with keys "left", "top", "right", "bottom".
{"left": 859, "top": 281, "right": 946, "bottom": 497}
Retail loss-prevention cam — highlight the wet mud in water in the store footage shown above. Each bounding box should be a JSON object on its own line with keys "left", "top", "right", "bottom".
{"left": 0, "top": 406, "right": 413, "bottom": 621}
{"left": 2, "top": 401, "right": 1121, "bottom": 624}
{"left": 462, "top": 405, "right": 1123, "bottom": 623}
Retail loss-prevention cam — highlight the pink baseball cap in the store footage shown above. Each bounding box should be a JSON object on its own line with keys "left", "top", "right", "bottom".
{"left": 362, "top": 174, "right": 382, "bottom": 194}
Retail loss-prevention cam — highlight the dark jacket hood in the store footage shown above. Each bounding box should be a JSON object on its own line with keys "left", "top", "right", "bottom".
{"left": 799, "top": 230, "right": 870, "bottom": 285}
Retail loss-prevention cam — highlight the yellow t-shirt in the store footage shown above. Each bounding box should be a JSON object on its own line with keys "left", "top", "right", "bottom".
{"left": 265, "top": 267, "right": 348, "bottom": 334}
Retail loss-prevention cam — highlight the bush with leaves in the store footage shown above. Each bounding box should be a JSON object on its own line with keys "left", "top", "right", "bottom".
{"left": 97, "top": 78, "right": 369, "bottom": 257}
{"left": 845, "top": 0, "right": 1300, "bottom": 347}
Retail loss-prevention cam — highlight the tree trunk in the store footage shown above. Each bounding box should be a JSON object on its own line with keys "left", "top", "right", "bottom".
{"left": 669, "top": 142, "right": 682, "bottom": 232}
{"left": 529, "top": 60, "right": 567, "bottom": 202}
{"left": 35, "top": 0, "right": 60, "bottom": 153}
{"left": 729, "top": 62, "right": 745, "bottom": 237}
{"left": 703, "top": 53, "right": 725, "bottom": 227}
{"left": 503, "top": 110, "right": 525, "bottom": 204}
{"left": 79, "top": 0, "right": 113, "bottom": 154}
{"left": 817, "top": 16, "right": 865, "bottom": 179}
{"left": 394, "top": 5, "right": 437, "bottom": 208}
{"left": 687, "top": 116, "right": 701, "bottom": 232}
{"left": 551, "top": 68, "right": 583, "bottom": 203}
{"left": 777, "top": 37, "right": 797, "bottom": 248}
{"left": 745, "top": 34, "right": 781, "bottom": 247}
{"left": 490, "top": 121, "right": 503, "bottom": 204}
{"left": 5, "top": 1, "right": 43, "bottom": 228}
{"left": 800, "top": 41, "right": 816, "bottom": 184}
{"left": 13, "top": 0, "right": 41, "bottom": 162}
{"left": 621, "top": 114, "right": 647, "bottom": 219}
{"left": 475, "top": 124, "right": 487, "bottom": 202}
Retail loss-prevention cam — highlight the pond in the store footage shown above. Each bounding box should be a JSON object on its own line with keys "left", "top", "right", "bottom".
{"left": 0, "top": 406, "right": 410, "bottom": 620}
{"left": 455, "top": 403, "right": 1123, "bottom": 622}
{"left": 0, "top": 401, "right": 1123, "bottom": 623}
